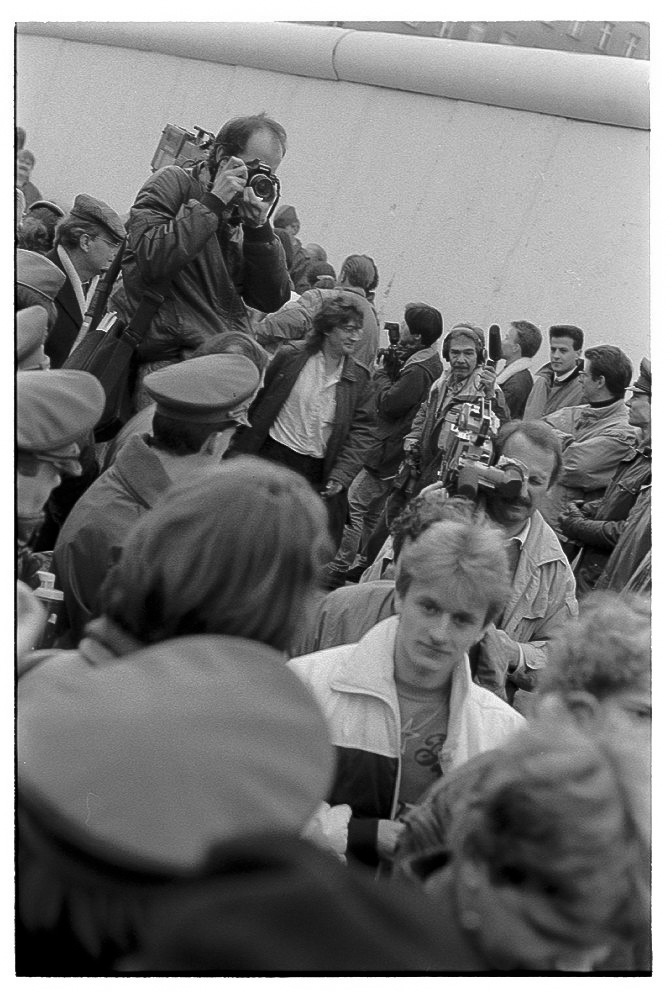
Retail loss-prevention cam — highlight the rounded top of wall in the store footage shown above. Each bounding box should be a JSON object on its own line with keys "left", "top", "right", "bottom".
{"left": 17, "top": 21, "right": 649, "bottom": 130}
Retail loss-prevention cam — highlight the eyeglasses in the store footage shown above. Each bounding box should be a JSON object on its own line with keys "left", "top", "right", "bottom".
{"left": 96, "top": 235, "right": 121, "bottom": 250}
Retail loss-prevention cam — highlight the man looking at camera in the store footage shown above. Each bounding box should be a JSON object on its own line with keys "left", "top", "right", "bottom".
{"left": 112, "top": 112, "right": 291, "bottom": 405}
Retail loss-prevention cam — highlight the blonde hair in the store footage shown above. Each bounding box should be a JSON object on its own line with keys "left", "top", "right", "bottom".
{"left": 395, "top": 519, "right": 509, "bottom": 624}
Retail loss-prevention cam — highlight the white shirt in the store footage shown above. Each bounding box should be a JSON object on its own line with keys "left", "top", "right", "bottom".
{"left": 270, "top": 351, "right": 344, "bottom": 458}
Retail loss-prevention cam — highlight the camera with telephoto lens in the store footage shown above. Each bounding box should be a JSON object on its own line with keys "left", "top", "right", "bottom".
{"left": 377, "top": 321, "right": 416, "bottom": 382}
{"left": 437, "top": 398, "right": 526, "bottom": 502}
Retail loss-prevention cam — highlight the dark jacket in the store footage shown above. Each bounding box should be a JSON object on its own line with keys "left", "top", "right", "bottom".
{"left": 232, "top": 342, "right": 376, "bottom": 488}
{"left": 44, "top": 248, "right": 83, "bottom": 369}
{"left": 53, "top": 435, "right": 172, "bottom": 641}
{"left": 561, "top": 442, "right": 652, "bottom": 594}
{"left": 363, "top": 346, "right": 444, "bottom": 478}
{"left": 111, "top": 164, "right": 291, "bottom": 363}
{"left": 498, "top": 367, "right": 534, "bottom": 420}
{"left": 596, "top": 485, "right": 651, "bottom": 594}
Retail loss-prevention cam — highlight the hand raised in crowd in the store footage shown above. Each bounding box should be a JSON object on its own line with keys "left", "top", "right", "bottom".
{"left": 321, "top": 479, "right": 344, "bottom": 498}
{"left": 476, "top": 364, "right": 497, "bottom": 398}
{"left": 210, "top": 156, "right": 248, "bottom": 207}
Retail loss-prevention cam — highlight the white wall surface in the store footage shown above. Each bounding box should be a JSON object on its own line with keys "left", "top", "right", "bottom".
{"left": 16, "top": 25, "right": 649, "bottom": 366}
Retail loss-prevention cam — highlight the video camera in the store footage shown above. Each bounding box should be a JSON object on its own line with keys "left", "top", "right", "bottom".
{"left": 150, "top": 123, "right": 281, "bottom": 211}
{"left": 377, "top": 321, "right": 416, "bottom": 381}
{"left": 435, "top": 323, "right": 526, "bottom": 502}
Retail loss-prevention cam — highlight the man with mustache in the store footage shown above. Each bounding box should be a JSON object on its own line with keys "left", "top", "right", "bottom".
{"left": 475, "top": 419, "right": 578, "bottom": 709}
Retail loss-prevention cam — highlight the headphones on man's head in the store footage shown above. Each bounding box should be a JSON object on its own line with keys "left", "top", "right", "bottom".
{"left": 443, "top": 325, "right": 486, "bottom": 366}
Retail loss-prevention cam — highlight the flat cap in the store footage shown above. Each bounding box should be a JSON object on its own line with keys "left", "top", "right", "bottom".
{"left": 17, "top": 369, "right": 105, "bottom": 460}
{"left": 144, "top": 354, "right": 260, "bottom": 425}
{"left": 632, "top": 357, "right": 651, "bottom": 395}
{"left": 70, "top": 192, "right": 125, "bottom": 242}
{"left": 16, "top": 248, "right": 66, "bottom": 301}
{"left": 16, "top": 305, "right": 50, "bottom": 370}
{"left": 18, "top": 634, "right": 334, "bottom": 868}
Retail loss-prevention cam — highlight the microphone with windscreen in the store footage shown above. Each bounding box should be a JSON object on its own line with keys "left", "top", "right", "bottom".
{"left": 486, "top": 324, "right": 502, "bottom": 368}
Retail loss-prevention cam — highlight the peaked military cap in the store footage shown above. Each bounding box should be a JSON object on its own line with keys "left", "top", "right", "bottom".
{"left": 16, "top": 306, "right": 49, "bottom": 370}
{"left": 17, "top": 369, "right": 105, "bottom": 460}
{"left": 144, "top": 354, "right": 260, "bottom": 425}
{"left": 16, "top": 248, "right": 66, "bottom": 301}
{"left": 70, "top": 193, "right": 125, "bottom": 242}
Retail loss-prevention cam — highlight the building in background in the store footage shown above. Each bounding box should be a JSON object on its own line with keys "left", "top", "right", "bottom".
{"left": 302, "top": 21, "right": 649, "bottom": 60}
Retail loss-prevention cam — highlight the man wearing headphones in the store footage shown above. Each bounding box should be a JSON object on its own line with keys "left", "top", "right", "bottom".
{"left": 403, "top": 322, "right": 510, "bottom": 490}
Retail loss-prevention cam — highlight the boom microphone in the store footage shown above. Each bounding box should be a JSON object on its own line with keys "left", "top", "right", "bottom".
{"left": 487, "top": 324, "right": 502, "bottom": 366}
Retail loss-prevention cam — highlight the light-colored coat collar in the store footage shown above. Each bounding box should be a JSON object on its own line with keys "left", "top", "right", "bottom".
{"left": 496, "top": 356, "right": 533, "bottom": 386}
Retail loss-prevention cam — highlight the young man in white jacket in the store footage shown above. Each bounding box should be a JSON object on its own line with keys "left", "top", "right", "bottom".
{"left": 289, "top": 518, "right": 523, "bottom": 868}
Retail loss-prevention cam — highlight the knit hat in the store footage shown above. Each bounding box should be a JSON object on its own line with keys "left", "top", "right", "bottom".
{"left": 18, "top": 634, "right": 335, "bottom": 869}
{"left": 631, "top": 357, "right": 651, "bottom": 396}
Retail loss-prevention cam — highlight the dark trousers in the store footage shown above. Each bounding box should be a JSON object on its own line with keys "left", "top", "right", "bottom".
{"left": 258, "top": 437, "right": 348, "bottom": 547}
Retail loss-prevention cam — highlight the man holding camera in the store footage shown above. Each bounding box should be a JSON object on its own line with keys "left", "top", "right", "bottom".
{"left": 324, "top": 303, "right": 444, "bottom": 588}
{"left": 112, "top": 113, "right": 291, "bottom": 406}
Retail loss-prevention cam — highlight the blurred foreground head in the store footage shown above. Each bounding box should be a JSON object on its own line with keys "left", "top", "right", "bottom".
{"left": 100, "top": 457, "right": 331, "bottom": 652}
{"left": 396, "top": 716, "right": 650, "bottom": 971}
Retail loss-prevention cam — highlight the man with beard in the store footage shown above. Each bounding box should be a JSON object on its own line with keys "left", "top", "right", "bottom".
{"left": 475, "top": 419, "right": 578, "bottom": 708}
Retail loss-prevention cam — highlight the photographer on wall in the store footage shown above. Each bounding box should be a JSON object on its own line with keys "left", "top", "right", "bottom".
{"left": 111, "top": 113, "right": 292, "bottom": 410}
{"left": 324, "top": 303, "right": 443, "bottom": 588}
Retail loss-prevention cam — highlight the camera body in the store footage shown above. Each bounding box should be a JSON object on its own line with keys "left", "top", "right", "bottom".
{"left": 377, "top": 322, "right": 414, "bottom": 382}
{"left": 244, "top": 160, "right": 280, "bottom": 203}
{"left": 437, "top": 399, "right": 525, "bottom": 502}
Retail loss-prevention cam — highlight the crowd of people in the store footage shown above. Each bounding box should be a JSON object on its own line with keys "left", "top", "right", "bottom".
{"left": 16, "top": 112, "right": 652, "bottom": 975}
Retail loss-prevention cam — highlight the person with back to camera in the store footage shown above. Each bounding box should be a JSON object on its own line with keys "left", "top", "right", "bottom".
{"left": 111, "top": 112, "right": 291, "bottom": 408}
{"left": 392, "top": 712, "right": 650, "bottom": 972}
{"left": 53, "top": 354, "right": 261, "bottom": 643}
{"left": 254, "top": 253, "right": 381, "bottom": 369}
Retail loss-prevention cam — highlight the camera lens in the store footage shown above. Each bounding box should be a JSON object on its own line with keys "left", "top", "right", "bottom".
{"left": 249, "top": 174, "right": 275, "bottom": 201}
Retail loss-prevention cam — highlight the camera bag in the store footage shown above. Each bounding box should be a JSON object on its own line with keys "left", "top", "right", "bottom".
{"left": 63, "top": 241, "right": 171, "bottom": 442}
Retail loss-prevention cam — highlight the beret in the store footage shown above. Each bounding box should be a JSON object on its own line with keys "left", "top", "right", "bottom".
{"left": 16, "top": 248, "right": 66, "bottom": 300}
{"left": 632, "top": 357, "right": 651, "bottom": 395}
{"left": 18, "top": 634, "right": 334, "bottom": 868}
{"left": 144, "top": 354, "right": 260, "bottom": 425}
{"left": 70, "top": 193, "right": 125, "bottom": 242}
{"left": 16, "top": 306, "right": 49, "bottom": 370}
{"left": 17, "top": 369, "right": 105, "bottom": 456}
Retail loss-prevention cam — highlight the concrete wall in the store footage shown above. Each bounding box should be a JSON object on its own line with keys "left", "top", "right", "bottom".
{"left": 16, "top": 22, "right": 649, "bottom": 365}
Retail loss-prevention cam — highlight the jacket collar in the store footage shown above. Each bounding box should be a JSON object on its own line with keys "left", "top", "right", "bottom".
{"left": 329, "top": 615, "right": 475, "bottom": 713}
{"left": 112, "top": 433, "right": 173, "bottom": 508}
{"left": 403, "top": 344, "right": 439, "bottom": 369}
{"left": 495, "top": 356, "right": 533, "bottom": 386}
{"left": 519, "top": 510, "right": 568, "bottom": 568}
